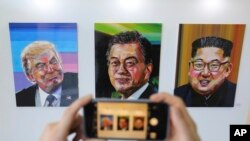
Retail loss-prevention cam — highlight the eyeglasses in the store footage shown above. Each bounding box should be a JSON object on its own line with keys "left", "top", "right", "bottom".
{"left": 191, "top": 59, "right": 229, "bottom": 72}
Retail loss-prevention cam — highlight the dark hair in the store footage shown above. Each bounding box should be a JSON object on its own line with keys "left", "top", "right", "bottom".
{"left": 191, "top": 36, "right": 233, "bottom": 58}
{"left": 106, "top": 30, "right": 152, "bottom": 64}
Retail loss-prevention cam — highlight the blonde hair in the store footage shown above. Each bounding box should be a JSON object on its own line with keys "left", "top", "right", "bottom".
{"left": 21, "top": 41, "right": 62, "bottom": 77}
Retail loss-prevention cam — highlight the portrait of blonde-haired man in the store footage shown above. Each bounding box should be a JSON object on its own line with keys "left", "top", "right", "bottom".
{"left": 9, "top": 23, "right": 79, "bottom": 107}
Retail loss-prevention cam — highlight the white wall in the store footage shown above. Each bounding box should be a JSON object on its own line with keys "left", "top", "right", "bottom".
{"left": 0, "top": 0, "right": 250, "bottom": 140}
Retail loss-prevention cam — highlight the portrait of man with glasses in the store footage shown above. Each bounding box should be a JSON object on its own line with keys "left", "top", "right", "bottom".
{"left": 174, "top": 36, "right": 236, "bottom": 107}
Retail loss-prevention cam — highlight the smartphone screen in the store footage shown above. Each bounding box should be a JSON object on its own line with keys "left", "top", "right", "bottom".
{"left": 83, "top": 99, "right": 169, "bottom": 140}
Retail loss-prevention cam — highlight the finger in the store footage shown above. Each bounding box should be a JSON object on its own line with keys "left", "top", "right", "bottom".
{"left": 58, "top": 95, "right": 92, "bottom": 137}
{"left": 70, "top": 115, "right": 82, "bottom": 133}
{"left": 150, "top": 92, "right": 190, "bottom": 118}
{"left": 64, "top": 95, "right": 92, "bottom": 118}
{"left": 39, "top": 122, "right": 58, "bottom": 141}
{"left": 150, "top": 93, "right": 193, "bottom": 128}
{"left": 151, "top": 93, "right": 199, "bottom": 141}
{"left": 71, "top": 115, "right": 85, "bottom": 141}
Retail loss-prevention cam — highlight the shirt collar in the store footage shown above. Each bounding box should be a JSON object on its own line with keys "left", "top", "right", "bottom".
{"left": 39, "top": 86, "right": 62, "bottom": 106}
{"left": 127, "top": 83, "right": 149, "bottom": 100}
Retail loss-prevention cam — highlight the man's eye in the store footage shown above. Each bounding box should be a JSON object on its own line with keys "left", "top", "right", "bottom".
{"left": 194, "top": 62, "right": 203, "bottom": 68}
{"left": 110, "top": 61, "right": 119, "bottom": 66}
{"left": 36, "top": 63, "right": 45, "bottom": 69}
{"left": 210, "top": 63, "right": 220, "bottom": 68}
{"left": 125, "top": 60, "right": 137, "bottom": 67}
{"left": 50, "top": 58, "right": 58, "bottom": 64}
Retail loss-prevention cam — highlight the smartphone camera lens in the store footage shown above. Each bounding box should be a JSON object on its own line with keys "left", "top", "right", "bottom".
{"left": 149, "top": 132, "right": 157, "bottom": 139}
{"left": 149, "top": 117, "right": 158, "bottom": 126}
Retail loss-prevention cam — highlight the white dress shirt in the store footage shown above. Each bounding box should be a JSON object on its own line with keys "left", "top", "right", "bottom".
{"left": 127, "top": 83, "right": 149, "bottom": 100}
{"left": 35, "top": 86, "right": 62, "bottom": 107}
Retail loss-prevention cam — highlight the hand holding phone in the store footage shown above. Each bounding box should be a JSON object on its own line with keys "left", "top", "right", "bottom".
{"left": 83, "top": 99, "right": 169, "bottom": 140}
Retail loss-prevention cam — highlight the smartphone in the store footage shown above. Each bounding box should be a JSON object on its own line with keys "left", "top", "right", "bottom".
{"left": 83, "top": 99, "right": 169, "bottom": 140}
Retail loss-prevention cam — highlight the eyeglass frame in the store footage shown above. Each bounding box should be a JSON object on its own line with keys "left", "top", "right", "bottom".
{"left": 190, "top": 59, "right": 230, "bottom": 72}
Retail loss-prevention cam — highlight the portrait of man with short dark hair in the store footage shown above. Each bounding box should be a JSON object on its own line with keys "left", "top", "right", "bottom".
{"left": 133, "top": 116, "right": 144, "bottom": 131}
{"left": 174, "top": 24, "right": 245, "bottom": 107}
{"left": 117, "top": 116, "right": 129, "bottom": 130}
{"left": 95, "top": 23, "right": 162, "bottom": 99}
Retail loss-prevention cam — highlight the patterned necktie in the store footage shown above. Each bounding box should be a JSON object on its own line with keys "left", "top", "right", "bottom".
{"left": 46, "top": 95, "right": 56, "bottom": 107}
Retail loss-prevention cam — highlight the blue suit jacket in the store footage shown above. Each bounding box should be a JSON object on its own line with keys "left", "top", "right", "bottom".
{"left": 174, "top": 79, "right": 236, "bottom": 107}
{"left": 16, "top": 73, "right": 79, "bottom": 107}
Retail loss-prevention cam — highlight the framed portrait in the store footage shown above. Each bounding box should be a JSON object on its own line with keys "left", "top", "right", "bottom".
{"left": 174, "top": 24, "right": 245, "bottom": 107}
{"left": 100, "top": 114, "right": 113, "bottom": 130}
{"left": 9, "top": 23, "right": 79, "bottom": 107}
{"left": 95, "top": 23, "right": 162, "bottom": 99}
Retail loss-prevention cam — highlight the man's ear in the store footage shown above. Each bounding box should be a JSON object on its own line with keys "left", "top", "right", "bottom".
{"left": 145, "top": 63, "right": 153, "bottom": 80}
{"left": 224, "top": 63, "right": 233, "bottom": 77}
{"left": 188, "top": 61, "right": 191, "bottom": 77}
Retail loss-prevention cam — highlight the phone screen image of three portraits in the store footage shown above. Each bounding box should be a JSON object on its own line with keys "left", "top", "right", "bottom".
{"left": 95, "top": 102, "right": 167, "bottom": 140}
{"left": 9, "top": 23, "right": 245, "bottom": 107}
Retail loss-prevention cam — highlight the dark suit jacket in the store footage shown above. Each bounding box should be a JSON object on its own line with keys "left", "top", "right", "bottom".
{"left": 100, "top": 126, "right": 113, "bottom": 130}
{"left": 174, "top": 79, "right": 236, "bottom": 107}
{"left": 16, "top": 73, "right": 79, "bottom": 107}
{"left": 138, "top": 84, "right": 156, "bottom": 99}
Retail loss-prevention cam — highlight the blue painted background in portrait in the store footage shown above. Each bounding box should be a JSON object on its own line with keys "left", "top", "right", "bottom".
{"left": 9, "top": 23, "right": 78, "bottom": 92}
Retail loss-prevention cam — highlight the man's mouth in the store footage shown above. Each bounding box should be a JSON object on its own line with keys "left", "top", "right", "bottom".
{"left": 199, "top": 80, "right": 210, "bottom": 87}
{"left": 115, "top": 78, "right": 130, "bottom": 84}
{"left": 47, "top": 76, "right": 58, "bottom": 82}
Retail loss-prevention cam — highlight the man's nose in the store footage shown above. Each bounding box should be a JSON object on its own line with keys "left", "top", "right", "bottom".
{"left": 117, "top": 63, "right": 128, "bottom": 74}
{"left": 45, "top": 64, "right": 54, "bottom": 73}
{"left": 201, "top": 65, "right": 210, "bottom": 76}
